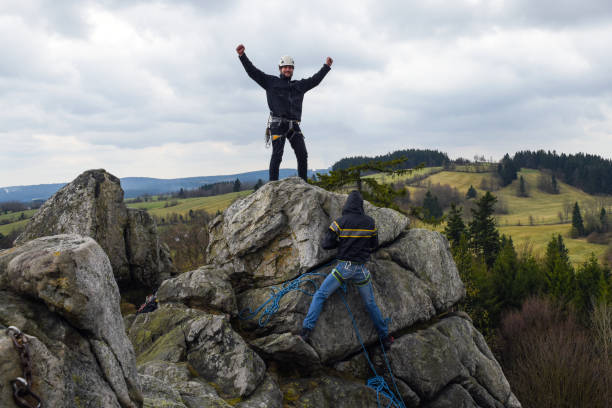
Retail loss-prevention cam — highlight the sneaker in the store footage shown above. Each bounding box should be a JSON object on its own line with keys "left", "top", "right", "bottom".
{"left": 299, "top": 328, "right": 312, "bottom": 342}
{"left": 382, "top": 335, "right": 394, "bottom": 352}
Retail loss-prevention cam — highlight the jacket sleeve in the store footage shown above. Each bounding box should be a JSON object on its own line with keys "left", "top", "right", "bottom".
{"left": 369, "top": 227, "right": 379, "bottom": 251}
{"left": 322, "top": 220, "right": 340, "bottom": 250}
{"left": 298, "top": 64, "right": 331, "bottom": 92}
{"left": 239, "top": 53, "right": 272, "bottom": 90}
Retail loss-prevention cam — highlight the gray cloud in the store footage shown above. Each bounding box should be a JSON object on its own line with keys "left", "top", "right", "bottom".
{"left": 1, "top": 0, "right": 612, "bottom": 186}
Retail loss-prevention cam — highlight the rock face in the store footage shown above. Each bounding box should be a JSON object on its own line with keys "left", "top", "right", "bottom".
{"left": 128, "top": 178, "right": 521, "bottom": 407}
{"left": 5, "top": 177, "right": 521, "bottom": 407}
{"left": 15, "top": 169, "right": 175, "bottom": 289}
{"left": 206, "top": 178, "right": 409, "bottom": 290}
{"left": 0, "top": 235, "right": 142, "bottom": 408}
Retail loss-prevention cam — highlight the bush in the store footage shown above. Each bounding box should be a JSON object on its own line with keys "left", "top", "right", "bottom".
{"left": 586, "top": 231, "right": 611, "bottom": 245}
{"left": 499, "top": 297, "right": 611, "bottom": 408}
{"left": 478, "top": 175, "right": 501, "bottom": 192}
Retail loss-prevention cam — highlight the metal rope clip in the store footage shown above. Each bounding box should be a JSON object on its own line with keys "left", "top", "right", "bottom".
{"left": 11, "top": 377, "right": 42, "bottom": 408}
{"left": 8, "top": 325, "right": 22, "bottom": 336}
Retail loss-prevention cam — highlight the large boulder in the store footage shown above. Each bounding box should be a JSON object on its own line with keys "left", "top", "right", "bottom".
{"left": 236, "top": 229, "right": 464, "bottom": 363}
{"left": 206, "top": 177, "right": 409, "bottom": 289}
{"left": 336, "top": 315, "right": 521, "bottom": 408}
{"left": 157, "top": 263, "right": 237, "bottom": 315}
{"left": 128, "top": 178, "right": 520, "bottom": 407}
{"left": 127, "top": 304, "right": 268, "bottom": 401}
{"left": 15, "top": 169, "right": 175, "bottom": 289}
{"left": 0, "top": 235, "right": 142, "bottom": 408}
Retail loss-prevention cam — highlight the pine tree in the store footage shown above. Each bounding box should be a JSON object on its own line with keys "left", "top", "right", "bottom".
{"left": 574, "top": 253, "right": 608, "bottom": 316}
{"left": 497, "top": 153, "right": 518, "bottom": 186}
{"left": 253, "top": 179, "right": 264, "bottom": 191}
{"left": 571, "top": 202, "right": 585, "bottom": 237}
{"left": 551, "top": 174, "right": 559, "bottom": 194}
{"left": 488, "top": 236, "right": 525, "bottom": 324}
{"left": 517, "top": 175, "right": 528, "bottom": 197}
{"left": 544, "top": 234, "right": 575, "bottom": 303}
{"left": 468, "top": 191, "right": 500, "bottom": 267}
{"left": 466, "top": 185, "right": 477, "bottom": 199}
{"left": 423, "top": 190, "right": 443, "bottom": 220}
{"left": 451, "top": 233, "right": 492, "bottom": 335}
{"left": 233, "top": 178, "right": 242, "bottom": 192}
{"left": 312, "top": 157, "right": 418, "bottom": 213}
{"left": 444, "top": 204, "right": 466, "bottom": 247}
{"left": 600, "top": 207, "right": 608, "bottom": 233}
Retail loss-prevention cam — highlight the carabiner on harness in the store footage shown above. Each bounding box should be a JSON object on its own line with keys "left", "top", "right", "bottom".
{"left": 265, "top": 115, "right": 272, "bottom": 148}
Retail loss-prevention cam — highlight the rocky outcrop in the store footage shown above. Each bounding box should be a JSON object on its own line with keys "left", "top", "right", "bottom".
{"left": 132, "top": 178, "right": 521, "bottom": 407}
{"left": 0, "top": 235, "right": 142, "bottom": 408}
{"left": 15, "top": 169, "right": 175, "bottom": 289}
{"left": 206, "top": 178, "right": 409, "bottom": 290}
{"left": 4, "top": 176, "right": 520, "bottom": 407}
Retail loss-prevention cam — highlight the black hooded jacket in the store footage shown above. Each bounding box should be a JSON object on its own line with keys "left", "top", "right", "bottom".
{"left": 239, "top": 53, "right": 330, "bottom": 121}
{"left": 322, "top": 191, "right": 379, "bottom": 264}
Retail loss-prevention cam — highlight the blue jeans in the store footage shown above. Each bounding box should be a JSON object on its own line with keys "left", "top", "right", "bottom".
{"left": 302, "top": 261, "right": 388, "bottom": 337}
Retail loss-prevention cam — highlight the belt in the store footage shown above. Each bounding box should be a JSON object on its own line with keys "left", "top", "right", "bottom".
{"left": 268, "top": 115, "right": 301, "bottom": 142}
{"left": 269, "top": 116, "right": 300, "bottom": 125}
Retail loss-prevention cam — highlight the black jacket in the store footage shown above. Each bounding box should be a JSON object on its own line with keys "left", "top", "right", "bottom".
{"left": 322, "top": 191, "right": 378, "bottom": 264}
{"left": 239, "top": 53, "right": 331, "bottom": 121}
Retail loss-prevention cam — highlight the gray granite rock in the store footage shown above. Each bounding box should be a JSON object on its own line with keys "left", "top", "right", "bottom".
{"left": 15, "top": 169, "right": 175, "bottom": 289}
{"left": 206, "top": 177, "right": 409, "bottom": 289}
{"left": 157, "top": 264, "right": 237, "bottom": 315}
{"left": 185, "top": 314, "right": 266, "bottom": 398}
{"left": 0, "top": 235, "right": 143, "bottom": 408}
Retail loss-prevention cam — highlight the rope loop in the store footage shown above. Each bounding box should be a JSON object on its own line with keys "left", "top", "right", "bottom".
{"left": 239, "top": 270, "right": 328, "bottom": 327}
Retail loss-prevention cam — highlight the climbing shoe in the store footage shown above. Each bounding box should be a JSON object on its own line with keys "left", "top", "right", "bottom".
{"left": 382, "top": 335, "right": 394, "bottom": 352}
{"left": 299, "top": 328, "right": 312, "bottom": 342}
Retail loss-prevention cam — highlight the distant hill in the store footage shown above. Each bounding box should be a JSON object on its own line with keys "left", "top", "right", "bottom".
{"left": 0, "top": 168, "right": 329, "bottom": 203}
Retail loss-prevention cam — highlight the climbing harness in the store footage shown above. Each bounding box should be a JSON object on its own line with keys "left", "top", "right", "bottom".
{"left": 7, "top": 326, "right": 43, "bottom": 408}
{"left": 239, "top": 268, "right": 329, "bottom": 327}
{"left": 265, "top": 115, "right": 302, "bottom": 148}
{"left": 239, "top": 263, "right": 406, "bottom": 408}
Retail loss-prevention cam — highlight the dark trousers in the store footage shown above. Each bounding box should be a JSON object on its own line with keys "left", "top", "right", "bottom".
{"left": 269, "top": 123, "right": 308, "bottom": 181}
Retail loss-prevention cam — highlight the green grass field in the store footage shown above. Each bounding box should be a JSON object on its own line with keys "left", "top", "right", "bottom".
{"left": 0, "top": 218, "right": 28, "bottom": 235}
{"left": 126, "top": 190, "right": 252, "bottom": 218}
{"left": 365, "top": 166, "right": 443, "bottom": 184}
{"left": 411, "top": 168, "right": 612, "bottom": 265}
{"left": 0, "top": 209, "right": 36, "bottom": 235}
{"left": 0, "top": 209, "right": 37, "bottom": 223}
{"left": 499, "top": 224, "right": 608, "bottom": 266}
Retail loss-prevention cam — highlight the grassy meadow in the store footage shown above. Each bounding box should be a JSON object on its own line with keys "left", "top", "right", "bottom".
{"left": 404, "top": 168, "right": 611, "bottom": 265}
{"left": 126, "top": 190, "right": 252, "bottom": 218}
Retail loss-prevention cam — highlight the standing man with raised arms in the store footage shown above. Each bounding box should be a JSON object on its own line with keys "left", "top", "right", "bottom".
{"left": 236, "top": 44, "right": 332, "bottom": 181}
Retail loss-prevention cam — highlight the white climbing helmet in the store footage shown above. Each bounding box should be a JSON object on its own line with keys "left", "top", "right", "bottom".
{"left": 279, "top": 55, "right": 294, "bottom": 67}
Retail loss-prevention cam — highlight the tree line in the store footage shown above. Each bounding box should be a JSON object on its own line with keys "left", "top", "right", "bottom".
{"left": 496, "top": 150, "right": 612, "bottom": 194}
{"left": 127, "top": 178, "right": 265, "bottom": 203}
{"left": 331, "top": 148, "right": 450, "bottom": 171}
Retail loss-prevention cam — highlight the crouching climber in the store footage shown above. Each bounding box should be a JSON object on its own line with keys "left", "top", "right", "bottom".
{"left": 300, "top": 190, "right": 393, "bottom": 351}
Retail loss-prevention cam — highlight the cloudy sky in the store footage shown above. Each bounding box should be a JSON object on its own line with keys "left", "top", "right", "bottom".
{"left": 2, "top": 0, "right": 612, "bottom": 187}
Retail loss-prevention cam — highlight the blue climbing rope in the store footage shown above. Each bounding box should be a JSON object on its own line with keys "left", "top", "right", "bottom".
{"left": 337, "top": 284, "right": 407, "bottom": 408}
{"left": 239, "top": 262, "right": 333, "bottom": 327}
{"left": 239, "top": 262, "right": 406, "bottom": 408}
